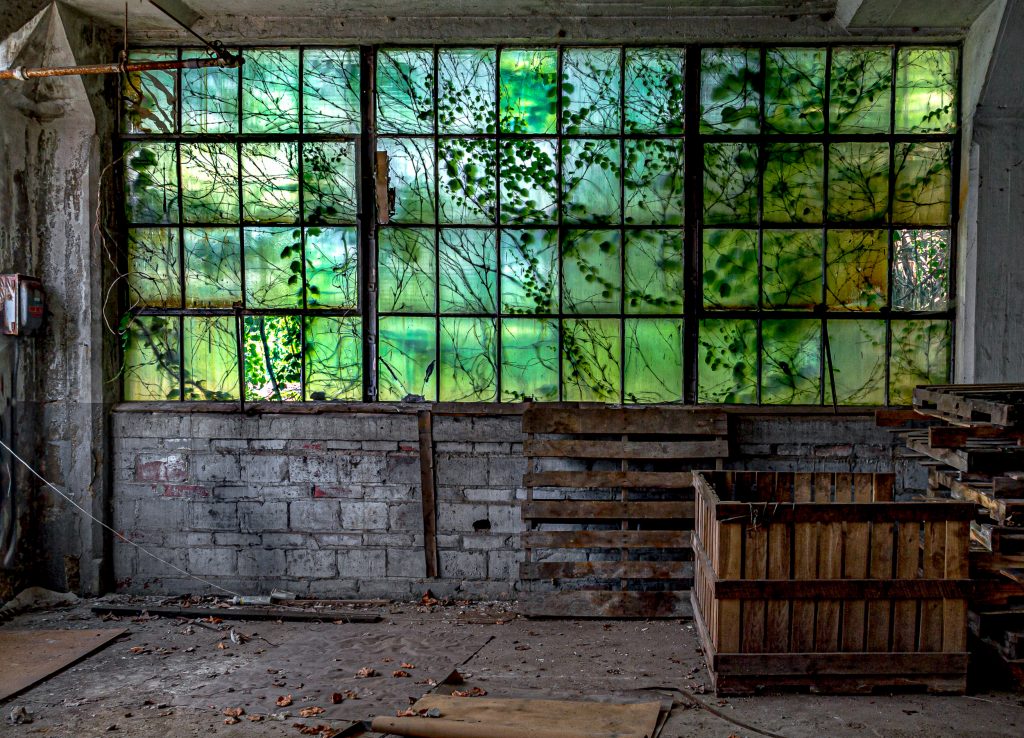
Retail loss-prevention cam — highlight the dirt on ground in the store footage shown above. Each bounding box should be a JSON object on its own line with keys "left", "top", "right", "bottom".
{"left": 0, "top": 595, "right": 1021, "bottom": 738}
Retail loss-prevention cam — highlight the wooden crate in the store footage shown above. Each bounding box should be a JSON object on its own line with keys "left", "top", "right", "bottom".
{"left": 520, "top": 406, "right": 729, "bottom": 618}
{"left": 692, "top": 471, "right": 974, "bottom": 695}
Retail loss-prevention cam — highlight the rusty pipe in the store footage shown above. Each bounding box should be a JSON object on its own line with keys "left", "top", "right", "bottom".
{"left": 0, "top": 55, "right": 240, "bottom": 81}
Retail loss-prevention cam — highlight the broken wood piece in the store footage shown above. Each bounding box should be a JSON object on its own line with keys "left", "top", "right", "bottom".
{"left": 90, "top": 604, "right": 382, "bottom": 623}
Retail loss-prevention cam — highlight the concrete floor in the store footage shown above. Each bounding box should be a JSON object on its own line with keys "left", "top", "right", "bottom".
{"left": 1, "top": 597, "right": 1022, "bottom": 738}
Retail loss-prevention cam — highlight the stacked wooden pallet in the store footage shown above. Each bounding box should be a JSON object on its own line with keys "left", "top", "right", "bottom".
{"left": 519, "top": 406, "right": 729, "bottom": 618}
{"left": 896, "top": 384, "right": 1024, "bottom": 687}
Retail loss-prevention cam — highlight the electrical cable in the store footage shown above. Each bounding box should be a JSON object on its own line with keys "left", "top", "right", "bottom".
{"left": 0, "top": 437, "right": 243, "bottom": 598}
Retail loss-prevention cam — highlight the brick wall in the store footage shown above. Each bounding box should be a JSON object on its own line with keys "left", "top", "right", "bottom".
{"left": 110, "top": 409, "right": 917, "bottom": 599}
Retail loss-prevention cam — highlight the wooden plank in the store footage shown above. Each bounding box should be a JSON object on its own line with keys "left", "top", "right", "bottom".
{"left": 919, "top": 521, "right": 946, "bottom": 652}
{"left": 815, "top": 521, "right": 843, "bottom": 652}
{"left": 791, "top": 521, "right": 818, "bottom": 653}
{"left": 418, "top": 410, "right": 439, "bottom": 578}
{"left": 519, "top": 560, "right": 693, "bottom": 580}
{"left": 717, "top": 523, "right": 743, "bottom": 654}
{"left": 892, "top": 521, "right": 920, "bottom": 652}
{"left": 523, "top": 438, "right": 729, "bottom": 460}
{"left": 90, "top": 604, "right": 382, "bottom": 623}
{"left": 708, "top": 501, "right": 975, "bottom": 524}
{"left": 522, "top": 407, "right": 728, "bottom": 435}
{"left": 712, "top": 578, "right": 973, "bottom": 600}
{"left": 766, "top": 521, "right": 791, "bottom": 652}
{"left": 906, "top": 433, "right": 1024, "bottom": 473}
{"left": 813, "top": 472, "right": 834, "bottom": 503}
{"left": 873, "top": 474, "right": 895, "bottom": 502}
{"left": 866, "top": 521, "right": 894, "bottom": 652}
{"left": 794, "top": 473, "right": 813, "bottom": 503}
{"left": 714, "top": 652, "right": 968, "bottom": 677}
{"left": 523, "top": 470, "right": 694, "bottom": 489}
{"left": 0, "top": 629, "right": 127, "bottom": 701}
{"left": 521, "top": 501, "right": 694, "bottom": 521}
{"left": 875, "top": 408, "right": 929, "bottom": 427}
{"left": 523, "top": 530, "right": 691, "bottom": 549}
{"left": 929, "top": 425, "right": 1024, "bottom": 448}
{"left": 742, "top": 527, "right": 768, "bottom": 653}
{"left": 842, "top": 492, "right": 871, "bottom": 651}
{"left": 943, "top": 520, "right": 969, "bottom": 654}
{"left": 522, "top": 590, "right": 692, "bottom": 619}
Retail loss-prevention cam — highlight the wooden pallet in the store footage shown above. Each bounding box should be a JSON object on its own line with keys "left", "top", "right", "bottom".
{"left": 929, "top": 468, "right": 1024, "bottom": 527}
{"left": 693, "top": 470, "right": 972, "bottom": 695}
{"left": 519, "top": 406, "right": 729, "bottom": 618}
{"left": 914, "top": 384, "right": 1024, "bottom": 428}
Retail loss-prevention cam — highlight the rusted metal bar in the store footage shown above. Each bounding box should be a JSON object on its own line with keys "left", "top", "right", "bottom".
{"left": 0, "top": 55, "right": 239, "bottom": 81}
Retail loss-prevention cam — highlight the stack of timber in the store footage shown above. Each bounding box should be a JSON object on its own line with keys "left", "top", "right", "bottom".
{"left": 519, "top": 406, "right": 729, "bottom": 618}
{"left": 692, "top": 471, "right": 973, "bottom": 695}
{"left": 891, "top": 384, "right": 1024, "bottom": 687}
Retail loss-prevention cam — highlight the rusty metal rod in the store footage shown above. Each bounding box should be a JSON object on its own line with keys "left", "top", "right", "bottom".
{"left": 0, "top": 55, "right": 240, "bottom": 81}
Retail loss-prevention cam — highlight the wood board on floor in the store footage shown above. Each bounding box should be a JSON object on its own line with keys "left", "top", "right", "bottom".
{"left": 371, "top": 695, "right": 662, "bottom": 738}
{"left": 0, "top": 628, "right": 126, "bottom": 700}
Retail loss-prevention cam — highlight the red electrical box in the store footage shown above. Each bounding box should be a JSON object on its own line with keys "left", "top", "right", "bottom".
{"left": 0, "top": 274, "right": 45, "bottom": 336}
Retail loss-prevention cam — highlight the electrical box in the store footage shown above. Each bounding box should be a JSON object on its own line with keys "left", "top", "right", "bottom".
{"left": 0, "top": 275, "right": 45, "bottom": 336}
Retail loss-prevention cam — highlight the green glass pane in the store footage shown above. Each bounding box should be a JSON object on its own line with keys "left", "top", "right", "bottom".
{"left": 890, "top": 320, "right": 950, "bottom": 404}
{"left": 242, "top": 49, "right": 299, "bottom": 133}
{"left": 499, "top": 139, "right": 557, "bottom": 224}
{"left": 624, "top": 48, "right": 686, "bottom": 134}
{"left": 625, "top": 230, "right": 684, "bottom": 315}
{"left": 762, "top": 230, "right": 823, "bottom": 310}
{"left": 180, "top": 143, "right": 238, "bottom": 223}
{"left": 562, "top": 318, "right": 621, "bottom": 402}
{"left": 703, "top": 229, "right": 758, "bottom": 309}
{"left": 438, "top": 48, "right": 496, "bottom": 134}
{"left": 305, "top": 316, "right": 362, "bottom": 401}
{"left": 624, "top": 139, "right": 685, "bottom": 225}
{"left": 501, "top": 318, "right": 559, "bottom": 402}
{"left": 378, "top": 227, "right": 435, "bottom": 313}
{"left": 892, "top": 229, "right": 949, "bottom": 311}
{"left": 124, "top": 142, "right": 178, "bottom": 224}
{"left": 243, "top": 315, "right": 302, "bottom": 401}
{"left": 242, "top": 142, "right": 299, "bottom": 224}
{"left": 379, "top": 138, "right": 436, "bottom": 224}
{"left": 830, "top": 47, "right": 892, "bottom": 133}
{"left": 122, "top": 49, "right": 176, "bottom": 134}
{"left": 500, "top": 48, "right": 557, "bottom": 134}
{"left": 123, "top": 315, "right": 180, "bottom": 401}
{"left": 762, "top": 319, "right": 821, "bottom": 404}
{"left": 377, "top": 49, "right": 434, "bottom": 134}
{"left": 244, "top": 227, "right": 302, "bottom": 309}
{"left": 306, "top": 227, "right": 358, "bottom": 309}
{"left": 303, "top": 48, "right": 360, "bottom": 134}
{"left": 440, "top": 317, "right": 497, "bottom": 402}
{"left": 183, "top": 316, "right": 239, "bottom": 401}
{"left": 303, "top": 140, "right": 357, "bottom": 224}
{"left": 561, "top": 47, "right": 621, "bottom": 134}
{"left": 562, "top": 139, "right": 621, "bottom": 225}
{"left": 828, "top": 143, "right": 889, "bottom": 222}
{"left": 181, "top": 49, "right": 238, "bottom": 134}
{"left": 184, "top": 228, "right": 241, "bottom": 307}
{"left": 439, "top": 229, "right": 496, "bottom": 313}
{"left": 765, "top": 47, "right": 825, "bottom": 133}
{"left": 896, "top": 48, "right": 956, "bottom": 133}
{"left": 128, "top": 228, "right": 180, "bottom": 307}
{"left": 703, "top": 143, "right": 758, "bottom": 225}
{"left": 563, "top": 229, "right": 621, "bottom": 314}
{"left": 825, "top": 319, "right": 885, "bottom": 405}
{"left": 894, "top": 141, "right": 951, "bottom": 225}
{"left": 624, "top": 319, "right": 683, "bottom": 403}
{"left": 698, "top": 319, "right": 757, "bottom": 404}
{"left": 500, "top": 229, "right": 558, "bottom": 315}
{"left": 378, "top": 316, "right": 437, "bottom": 401}
{"left": 700, "top": 48, "right": 760, "bottom": 133}
{"left": 439, "top": 138, "right": 496, "bottom": 224}
{"left": 763, "top": 143, "right": 823, "bottom": 224}
{"left": 826, "top": 229, "right": 887, "bottom": 311}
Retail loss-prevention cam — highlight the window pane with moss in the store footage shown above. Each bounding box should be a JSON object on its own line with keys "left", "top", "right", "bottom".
{"left": 700, "top": 48, "right": 760, "bottom": 133}
{"left": 499, "top": 139, "right": 557, "bottom": 224}
{"left": 377, "top": 49, "right": 434, "bottom": 134}
{"left": 895, "top": 48, "right": 956, "bottom": 133}
{"left": 703, "top": 229, "right": 758, "bottom": 309}
{"left": 500, "top": 229, "right": 558, "bottom": 315}
{"left": 825, "top": 319, "right": 885, "bottom": 405}
{"left": 303, "top": 141, "right": 357, "bottom": 224}
{"left": 830, "top": 47, "right": 892, "bottom": 134}
{"left": 698, "top": 319, "right": 757, "bottom": 404}
{"left": 438, "top": 49, "right": 496, "bottom": 134}
{"left": 889, "top": 320, "right": 950, "bottom": 404}
{"left": 244, "top": 227, "right": 303, "bottom": 309}
{"left": 439, "top": 229, "right": 496, "bottom": 314}
{"left": 242, "top": 49, "right": 299, "bottom": 134}
{"left": 440, "top": 317, "right": 497, "bottom": 401}
{"left": 762, "top": 319, "right": 820, "bottom": 404}
{"left": 826, "top": 229, "right": 887, "bottom": 311}
{"left": 625, "top": 319, "right": 683, "bottom": 403}
{"left": 305, "top": 317, "right": 362, "bottom": 400}
{"left": 123, "top": 49, "right": 176, "bottom": 134}
{"left": 892, "top": 229, "right": 949, "bottom": 311}
{"left": 439, "top": 138, "right": 496, "bottom": 224}
{"left": 303, "top": 48, "right": 361, "bottom": 134}
{"left": 124, "top": 142, "right": 178, "bottom": 224}
{"left": 183, "top": 316, "right": 239, "bottom": 401}
{"left": 765, "top": 47, "right": 825, "bottom": 133}
{"left": 562, "top": 139, "right": 621, "bottom": 225}
{"left": 828, "top": 143, "right": 889, "bottom": 222}
{"left": 306, "top": 227, "right": 358, "bottom": 309}
{"left": 624, "top": 48, "right": 685, "bottom": 134}
{"left": 379, "top": 138, "right": 436, "bottom": 224}
{"left": 561, "top": 48, "right": 621, "bottom": 134}
{"left": 244, "top": 315, "right": 302, "bottom": 401}
{"left": 180, "top": 143, "right": 239, "bottom": 223}
{"left": 562, "top": 229, "right": 621, "bottom": 314}
{"left": 181, "top": 49, "right": 238, "bottom": 134}
{"left": 762, "top": 230, "right": 822, "bottom": 310}
{"left": 378, "top": 316, "right": 437, "bottom": 401}
{"left": 500, "top": 48, "right": 557, "bottom": 134}
{"left": 501, "top": 318, "right": 559, "bottom": 401}
{"left": 763, "top": 143, "right": 823, "bottom": 224}
{"left": 242, "top": 142, "right": 299, "bottom": 223}
{"left": 893, "top": 141, "right": 951, "bottom": 225}
{"left": 624, "top": 139, "right": 685, "bottom": 225}
{"left": 625, "top": 230, "right": 684, "bottom": 315}
{"left": 703, "top": 143, "right": 759, "bottom": 225}
{"left": 184, "top": 228, "right": 241, "bottom": 307}
{"left": 378, "top": 227, "right": 435, "bottom": 313}
{"left": 562, "top": 318, "right": 621, "bottom": 402}
{"left": 123, "top": 316, "right": 180, "bottom": 401}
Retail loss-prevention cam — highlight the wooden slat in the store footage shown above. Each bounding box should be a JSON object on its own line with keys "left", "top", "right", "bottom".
{"left": 873, "top": 474, "right": 895, "bottom": 502}
{"left": 523, "top": 470, "right": 694, "bottom": 489}
{"left": 717, "top": 523, "right": 743, "bottom": 654}
{"left": 766, "top": 520, "right": 791, "bottom": 652}
{"left": 791, "top": 521, "right": 817, "bottom": 653}
{"left": 866, "top": 521, "right": 894, "bottom": 652}
{"left": 522, "top": 590, "right": 692, "bottom": 619}
{"left": 929, "top": 425, "right": 1024, "bottom": 448}
{"left": 519, "top": 560, "right": 692, "bottom": 580}
{"left": 522, "top": 407, "right": 728, "bottom": 435}
{"left": 523, "top": 530, "right": 691, "bottom": 549}
{"left": 524, "top": 438, "right": 729, "bottom": 460}
{"left": 742, "top": 528, "right": 768, "bottom": 653}
{"left": 919, "top": 521, "right": 946, "bottom": 652}
{"left": 815, "top": 521, "right": 842, "bottom": 652}
{"left": 794, "top": 473, "right": 813, "bottom": 503}
{"left": 892, "top": 521, "right": 920, "bottom": 652}
{"left": 814, "top": 472, "right": 834, "bottom": 503}
{"left": 712, "top": 578, "right": 973, "bottom": 600}
{"left": 875, "top": 408, "right": 929, "bottom": 427}
{"left": 943, "top": 520, "right": 969, "bottom": 653}
{"left": 521, "top": 501, "right": 694, "bottom": 521}
{"left": 714, "top": 652, "right": 968, "bottom": 677}
{"left": 842, "top": 477, "right": 873, "bottom": 652}
{"left": 709, "top": 501, "right": 975, "bottom": 523}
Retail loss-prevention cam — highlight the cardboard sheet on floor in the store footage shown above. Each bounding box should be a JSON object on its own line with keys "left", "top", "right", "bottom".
{"left": 0, "top": 628, "right": 126, "bottom": 700}
{"left": 371, "top": 695, "right": 663, "bottom": 738}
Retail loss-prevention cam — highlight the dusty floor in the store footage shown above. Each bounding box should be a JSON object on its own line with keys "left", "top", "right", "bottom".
{"left": 0, "top": 597, "right": 1022, "bottom": 738}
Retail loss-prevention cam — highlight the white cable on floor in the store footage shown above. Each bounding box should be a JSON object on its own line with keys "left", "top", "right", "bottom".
{"left": 0, "top": 437, "right": 243, "bottom": 598}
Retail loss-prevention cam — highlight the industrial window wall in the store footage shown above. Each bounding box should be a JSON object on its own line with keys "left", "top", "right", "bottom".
{"left": 119, "top": 45, "right": 959, "bottom": 406}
